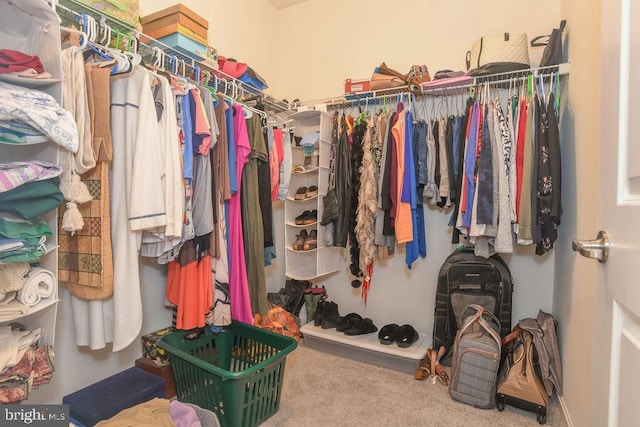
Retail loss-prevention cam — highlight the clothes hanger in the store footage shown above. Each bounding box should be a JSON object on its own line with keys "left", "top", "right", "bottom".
{"left": 60, "top": 26, "right": 88, "bottom": 49}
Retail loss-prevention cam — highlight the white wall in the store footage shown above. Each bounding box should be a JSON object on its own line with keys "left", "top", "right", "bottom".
{"left": 555, "top": 1, "right": 602, "bottom": 426}
{"left": 271, "top": 0, "right": 561, "bottom": 338}
{"left": 274, "top": 0, "right": 559, "bottom": 100}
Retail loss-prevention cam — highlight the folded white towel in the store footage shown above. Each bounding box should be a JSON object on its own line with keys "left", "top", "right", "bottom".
{"left": 0, "top": 300, "right": 29, "bottom": 322}
{"left": 17, "top": 267, "right": 56, "bottom": 307}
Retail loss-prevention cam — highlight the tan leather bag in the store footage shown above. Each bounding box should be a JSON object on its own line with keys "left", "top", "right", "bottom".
{"left": 496, "top": 327, "right": 549, "bottom": 412}
{"left": 370, "top": 72, "right": 405, "bottom": 90}
{"left": 370, "top": 62, "right": 406, "bottom": 90}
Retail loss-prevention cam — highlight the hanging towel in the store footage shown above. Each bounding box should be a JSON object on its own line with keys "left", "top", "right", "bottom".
{"left": 17, "top": 267, "right": 55, "bottom": 306}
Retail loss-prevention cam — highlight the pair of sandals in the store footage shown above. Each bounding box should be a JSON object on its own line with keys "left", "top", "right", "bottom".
{"left": 294, "top": 209, "right": 317, "bottom": 225}
{"left": 294, "top": 185, "right": 318, "bottom": 200}
{"left": 378, "top": 324, "right": 419, "bottom": 348}
{"left": 292, "top": 229, "right": 317, "bottom": 251}
{"left": 414, "top": 346, "right": 450, "bottom": 385}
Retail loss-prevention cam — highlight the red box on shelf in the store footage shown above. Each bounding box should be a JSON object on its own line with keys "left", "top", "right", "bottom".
{"left": 344, "top": 78, "right": 371, "bottom": 93}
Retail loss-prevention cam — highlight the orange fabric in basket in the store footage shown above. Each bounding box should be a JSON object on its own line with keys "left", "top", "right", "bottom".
{"left": 254, "top": 306, "right": 301, "bottom": 341}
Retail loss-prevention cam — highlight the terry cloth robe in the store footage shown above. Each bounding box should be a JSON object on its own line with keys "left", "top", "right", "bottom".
{"left": 71, "top": 68, "right": 166, "bottom": 351}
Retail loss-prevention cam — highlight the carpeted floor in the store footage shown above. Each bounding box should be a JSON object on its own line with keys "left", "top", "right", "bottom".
{"left": 261, "top": 339, "right": 568, "bottom": 427}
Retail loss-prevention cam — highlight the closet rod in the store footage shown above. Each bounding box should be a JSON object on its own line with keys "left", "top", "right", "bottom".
{"left": 51, "top": 0, "right": 290, "bottom": 113}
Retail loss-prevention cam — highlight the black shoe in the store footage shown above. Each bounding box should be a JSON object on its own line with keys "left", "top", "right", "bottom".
{"left": 396, "top": 324, "right": 419, "bottom": 348}
{"left": 314, "top": 300, "right": 329, "bottom": 326}
{"left": 378, "top": 324, "right": 400, "bottom": 345}
{"left": 344, "top": 318, "right": 378, "bottom": 336}
{"left": 336, "top": 313, "right": 363, "bottom": 332}
{"left": 321, "top": 301, "right": 341, "bottom": 329}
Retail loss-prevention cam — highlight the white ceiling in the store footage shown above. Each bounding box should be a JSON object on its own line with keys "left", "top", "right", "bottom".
{"left": 267, "top": 0, "right": 309, "bottom": 9}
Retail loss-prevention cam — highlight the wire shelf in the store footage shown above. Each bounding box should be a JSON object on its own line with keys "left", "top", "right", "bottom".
{"left": 52, "top": 0, "right": 289, "bottom": 113}
{"left": 292, "top": 63, "right": 570, "bottom": 110}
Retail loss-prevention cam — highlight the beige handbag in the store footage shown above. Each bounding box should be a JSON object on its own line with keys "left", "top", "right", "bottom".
{"left": 466, "top": 32, "right": 530, "bottom": 71}
{"left": 496, "top": 326, "right": 549, "bottom": 423}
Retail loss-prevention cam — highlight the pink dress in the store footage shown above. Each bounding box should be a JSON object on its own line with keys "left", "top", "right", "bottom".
{"left": 228, "top": 104, "right": 253, "bottom": 324}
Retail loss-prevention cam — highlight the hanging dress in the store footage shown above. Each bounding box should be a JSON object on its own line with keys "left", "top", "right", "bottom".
{"left": 228, "top": 104, "right": 253, "bottom": 324}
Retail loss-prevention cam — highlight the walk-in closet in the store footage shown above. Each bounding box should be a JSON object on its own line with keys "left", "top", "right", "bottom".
{"left": 0, "top": 0, "right": 630, "bottom": 426}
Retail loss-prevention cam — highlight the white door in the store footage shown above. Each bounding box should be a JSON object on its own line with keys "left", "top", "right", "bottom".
{"left": 581, "top": 0, "right": 640, "bottom": 425}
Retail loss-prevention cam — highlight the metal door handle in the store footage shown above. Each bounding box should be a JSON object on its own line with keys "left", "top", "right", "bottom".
{"left": 572, "top": 230, "right": 610, "bottom": 263}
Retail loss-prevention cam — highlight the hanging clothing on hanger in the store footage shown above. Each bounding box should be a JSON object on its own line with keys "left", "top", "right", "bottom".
{"left": 242, "top": 112, "right": 269, "bottom": 315}
{"left": 517, "top": 95, "right": 534, "bottom": 244}
{"left": 72, "top": 66, "right": 166, "bottom": 351}
{"left": 59, "top": 62, "right": 113, "bottom": 299}
{"left": 355, "top": 115, "right": 377, "bottom": 301}
{"left": 333, "top": 114, "right": 351, "bottom": 248}
{"left": 493, "top": 98, "right": 515, "bottom": 254}
{"left": 535, "top": 92, "right": 562, "bottom": 255}
{"left": 228, "top": 103, "right": 253, "bottom": 324}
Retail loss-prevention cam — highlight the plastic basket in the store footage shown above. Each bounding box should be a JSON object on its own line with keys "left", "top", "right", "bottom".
{"left": 158, "top": 321, "right": 297, "bottom": 427}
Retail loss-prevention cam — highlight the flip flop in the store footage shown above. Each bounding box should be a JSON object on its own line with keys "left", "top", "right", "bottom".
{"left": 378, "top": 323, "right": 400, "bottom": 345}
{"left": 396, "top": 324, "right": 419, "bottom": 348}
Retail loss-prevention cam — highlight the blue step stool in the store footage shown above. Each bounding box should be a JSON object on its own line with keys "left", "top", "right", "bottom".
{"left": 63, "top": 367, "right": 165, "bottom": 426}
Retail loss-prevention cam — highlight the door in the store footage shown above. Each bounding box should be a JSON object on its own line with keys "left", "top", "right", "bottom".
{"left": 587, "top": 0, "right": 640, "bottom": 425}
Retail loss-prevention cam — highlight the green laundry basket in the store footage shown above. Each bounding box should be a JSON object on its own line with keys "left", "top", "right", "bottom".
{"left": 158, "top": 321, "right": 297, "bottom": 427}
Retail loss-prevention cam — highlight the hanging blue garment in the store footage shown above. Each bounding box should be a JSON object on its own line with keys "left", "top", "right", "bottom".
{"left": 412, "top": 120, "right": 428, "bottom": 258}
{"left": 463, "top": 101, "right": 480, "bottom": 228}
{"left": 225, "top": 99, "right": 237, "bottom": 194}
{"left": 476, "top": 103, "right": 494, "bottom": 224}
{"left": 404, "top": 111, "right": 420, "bottom": 268}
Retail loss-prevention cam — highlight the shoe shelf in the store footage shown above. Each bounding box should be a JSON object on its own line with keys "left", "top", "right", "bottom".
{"left": 287, "top": 247, "right": 319, "bottom": 254}
{"left": 300, "top": 323, "right": 431, "bottom": 374}
{"left": 286, "top": 195, "right": 319, "bottom": 202}
{"left": 285, "top": 221, "right": 319, "bottom": 228}
{"left": 292, "top": 166, "right": 319, "bottom": 175}
{"left": 285, "top": 110, "right": 341, "bottom": 282}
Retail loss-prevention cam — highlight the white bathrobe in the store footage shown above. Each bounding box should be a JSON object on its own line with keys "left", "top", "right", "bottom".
{"left": 71, "top": 67, "right": 166, "bottom": 351}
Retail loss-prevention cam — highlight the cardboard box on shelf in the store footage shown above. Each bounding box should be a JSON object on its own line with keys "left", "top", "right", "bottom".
{"left": 141, "top": 23, "right": 208, "bottom": 47}
{"left": 141, "top": 4, "right": 208, "bottom": 40}
{"left": 345, "top": 78, "right": 371, "bottom": 93}
{"left": 151, "top": 33, "right": 208, "bottom": 60}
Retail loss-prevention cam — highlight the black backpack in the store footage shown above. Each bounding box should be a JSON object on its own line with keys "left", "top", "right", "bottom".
{"left": 433, "top": 247, "right": 513, "bottom": 364}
